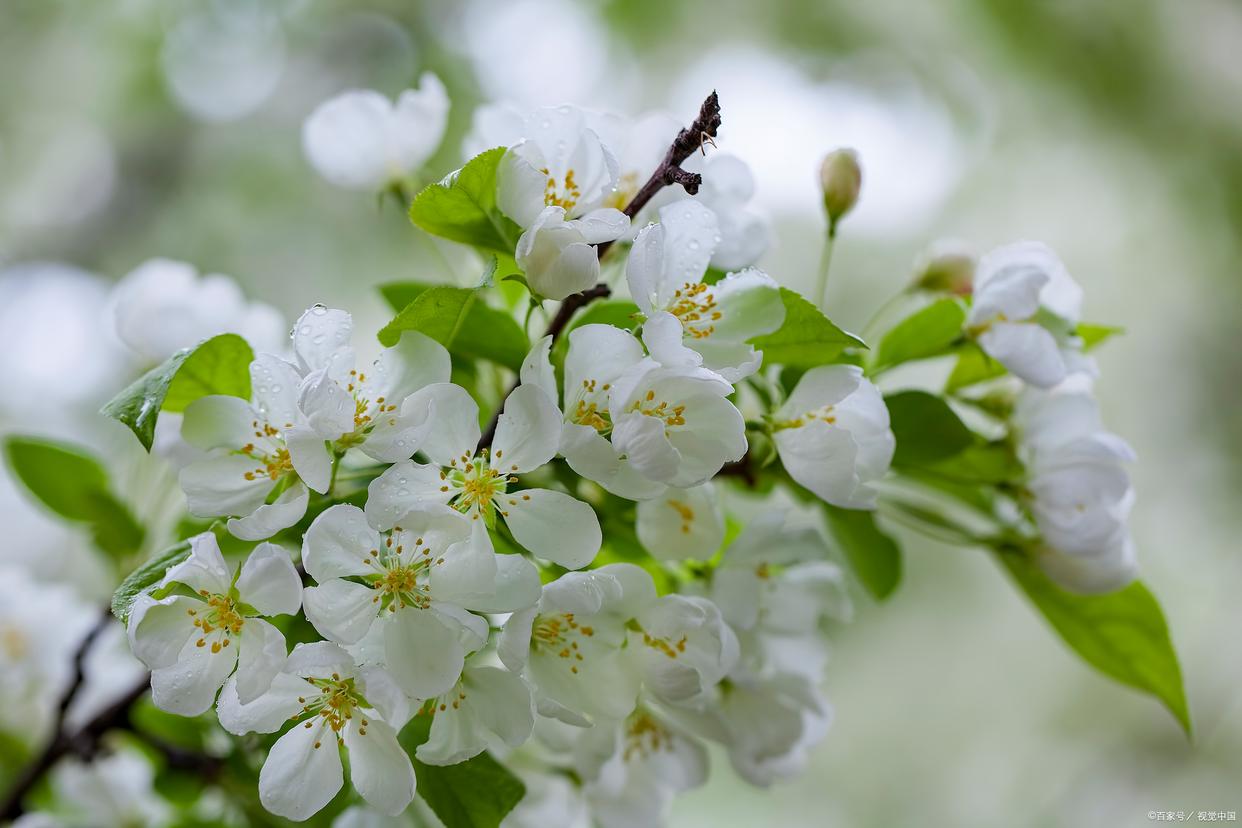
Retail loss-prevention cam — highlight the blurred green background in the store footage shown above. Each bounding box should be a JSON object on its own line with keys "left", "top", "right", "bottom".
{"left": 1, "top": 0, "right": 1239, "bottom": 825}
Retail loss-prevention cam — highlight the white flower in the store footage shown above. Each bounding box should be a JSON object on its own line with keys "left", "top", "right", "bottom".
{"left": 966, "top": 241, "right": 1094, "bottom": 388}
{"left": 586, "top": 110, "right": 681, "bottom": 213}
{"left": 302, "top": 73, "right": 449, "bottom": 191}
{"left": 608, "top": 359, "right": 748, "bottom": 488}
{"left": 690, "top": 153, "right": 770, "bottom": 270}
{"left": 628, "top": 594, "right": 738, "bottom": 708}
{"left": 575, "top": 708, "right": 708, "bottom": 828}
{"left": 111, "top": 258, "right": 285, "bottom": 364}
{"left": 496, "top": 105, "right": 629, "bottom": 300}
{"left": 713, "top": 672, "right": 832, "bottom": 787}
{"left": 14, "top": 749, "right": 171, "bottom": 828}
{"left": 710, "top": 512, "right": 850, "bottom": 679}
{"left": 502, "top": 765, "right": 591, "bottom": 828}
{"left": 627, "top": 198, "right": 784, "bottom": 381}
{"left": 301, "top": 503, "right": 539, "bottom": 698}
{"left": 366, "top": 382, "right": 602, "bottom": 569}
{"left": 217, "top": 642, "right": 414, "bottom": 820}
{"left": 771, "top": 365, "right": 894, "bottom": 509}
{"left": 515, "top": 205, "right": 629, "bottom": 300}
{"left": 1015, "top": 385, "right": 1137, "bottom": 593}
{"left": 498, "top": 564, "right": 654, "bottom": 725}
{"left": 417, "top": 663, "right": 535, "bottom": 766}
{"left": 127, "top": 533, "right": 301, "bottom": 715}
{"left": 520, "top": 326, "right": 664, "bottom": 500}
{"left": 179, "top": 354, "right": 326, "bottom": 540}
{"left": 289, "top": 305, "right": 451, "bottom": 461}
{"left": 635, "top": 482, "right": 725, "bottom": 561}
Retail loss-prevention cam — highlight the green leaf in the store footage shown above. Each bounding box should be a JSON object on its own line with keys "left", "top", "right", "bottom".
{"left": 409, "top": 147, "right": 521, "bottom": 253}
{"left": 1077, "top": 322, "right": 1124, "bottom": 351}
{"left": 102, "top": 333, "right": 254, "bottom": 450}
{"left": 4, "top": 436, "right": 144, "bottom": 559}
{"left": 397, "top": 714, "right": 526, "bottom": 828}
{"left": 873, "top": 298, "right": 967, "bottom": 371}
{"left": 110, "top": 538, "right": 193, "bottom": 623}
{"left": 921, "top": 441, "right": 1023, "bottom": 484}
{"left": 998, "top": 550, "right": 1191, "bottom": 735}
{"left": 822, "top": 504, "right": 902, "bottom": 600}
{"left": 564, "top": 299, "right": 641, "bottom": 334}
{"left": 749, "top": 288, "right": 866, "bottom": 369}
{"left": 945, "top": 342, "right": 1007, "bottom": 391}
{"left": 377, "top": 284, "right": 530, "bottom": 371}
{"left": 885, "top": 391, "right": 974, "bottom": 467}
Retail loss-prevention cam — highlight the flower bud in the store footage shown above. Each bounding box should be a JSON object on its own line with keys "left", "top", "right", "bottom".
{"left": 819, "top": 149, "right": 861, "bottom": 229}
{"left": 912, "top": 241, "right": 975, "bottom": 295}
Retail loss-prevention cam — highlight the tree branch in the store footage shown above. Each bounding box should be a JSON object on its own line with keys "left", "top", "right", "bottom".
{"left": 478, "top": 91, "right": 723, "bottom": 448}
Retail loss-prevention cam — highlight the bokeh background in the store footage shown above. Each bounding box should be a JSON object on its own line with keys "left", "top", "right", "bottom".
{"left": 2, "top": 0, "right": 1239, "bottom": 826}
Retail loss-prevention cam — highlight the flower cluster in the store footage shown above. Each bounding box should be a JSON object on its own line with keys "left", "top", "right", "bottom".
{"left": 0, "top": 71, "right": 1174, "bottom": 828}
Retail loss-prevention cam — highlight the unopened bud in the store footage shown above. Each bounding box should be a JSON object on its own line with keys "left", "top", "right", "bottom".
{"left": 912, "top": 241, "right": 975, "bottom": 295}
{"left": 819, "top": 149, "right": 861, "bottom": 230}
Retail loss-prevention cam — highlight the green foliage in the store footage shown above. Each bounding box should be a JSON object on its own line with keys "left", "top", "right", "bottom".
{"left": 378, "top": 284, "right": 529, "bottom": 371}
{"left": 945, "top": 342, "right": 1007, "bottom": 391}
{"left": 822, "top": 504, "right": 902, "bottom": 600}
{"left": 1078, "top": 322, "right": 1124, "bottom": 350}
{"left": 3, "top": 436, "right": 144, "bottom": 560}
{"left": 565, "top": 299, "right": 642, "bottom": 333}
{"left": 873, "top": 297, "right": 967, "bottom": 371}
{"left": 922, "top": 442, "right": 1023, "bottom": 485}
{"left": 111, "top": 538, "right": 193, "bottom": 623}
{"left": 102, "top": 333, "right": 254, "bottom": 451}
{"left": 408, "top": 148, "right": 521, "bottom": 254}
{"left": 397, "top": 714, "right": 526, "bottom": 828}
{"left": 749, "top": 288, "right": 866, "bottom": 369}
{"left": 998, "top": 550, "right": 1191, "bottom": 735}
{"left": 884, "top": 391, "right": 974, "bottom": 467}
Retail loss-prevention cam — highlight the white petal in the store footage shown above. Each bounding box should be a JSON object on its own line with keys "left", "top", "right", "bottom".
{"left": 383, "top": 611, "right": 466, "bottom": 698}
{"left": 561, "top": 424, "right": 667, "bottom": 501}
{"left": 292, "top": 306, "right": 355, "bottom": 381}
{"left": 364, "top": 461, "right": 453, "bottom": 531}
{"left": 298, "top": 367, "right": 356, "bottom": 439}
{"left": 363, "top": 329, "right": 451, "bottom": 404}
{"left": 521, "top": 227, "right": 600, "bottom": 301}
{"left": 968, "top": 258, "right": 1047, "bottom": 326}
{"left": 564, "top": 324, "right": 646, "bottom": 399}
{"left": 179, "top": 455, "right": 272, "bottom": 519}
{"left": 573, "top": 208, "right": 629, "bottom": 244}
{"left": 493, "top": 384, "right": 561, "bottom": 473}
{"left": 128, "top": 595, "right": 198, "bottom": 669}
{"left": 344, "top": 719, "right": 416, "bottom": 816}
{"left": 250, "top": 353, "right": 305, "bottom": 429}
{"left": 636, "top": 483, "right": 724, "bottom": 561}
{"left": 304, "top": 579, "right": 379, "bottom": 645}
{"left": 978, "top": 323, "right": 1067, "bottom": 388}
{"left": 642, "top": 310, "right": 702, "bottom": 371}
{"left": 402, "top": 383, "right": 480, "bottom": 465}
{"left": 502, "top": 488, "right": 601, "bottom": 569}
{"left": 236, "top": 542, "right": 303, "bottom": 616}
{"left": 774, "top": 423, "right": 865, "bottom": 508}
{"left": 180, "top": 395, "right": 256, "bottom": 451}
{"left": 217, "top": 672, "right": 308, "bottom": 735}
{"left": 302, "top": 503, "right": 383, "bottom": 581}
{"left": 775, "top": 364, "right": 862, "bottom": 421}
{"left": 497, "top": 149, "right": 554, "bottom": 227}
{"left": 654, "top": 198, "right": 718, "bottom": 300}
{"left": 709, "top": 268, "right": 786, "bottom": 341}
{"left": 611, "top": 412, "right": 679, "bottom": 483}
{"left": 388, "top": 72, "right": 450, "bottom": 177}
{"left": 428, "top": 521, "right": 499, "bottom": 606}
{"left": 162, "top": 531, "right": 231, "bottom": 594}
{"left": 519, "top": 335, "right": 558, "bottom": 405}
{"left": 149, "top": 636, "right": 238, "bottom": 716}
{"left": 227, "top": 482, "right": 309, "bottom": 541}
{"left": 259, "top": 718, "right": 343, "bottom": 821}
{"left": 625, "top": 222, "right": 665, "bottom": 315}
{"left": 468, "top": 553, "right": 542, "bottom": 613}
{"left": 286, "top": 425, "right": 332, "bottom": 493}
{"left": 359, "top": 667, "right": 411, "bottom": 729}
{"left": 234, "top": 618, "right": 288, "bottom": 704}
{"left": 303, "top": 90, "right": 396, "bottom": 191}
{"left": 357, "top": 397, "right": 436, "bottom": 464}
{"left": 285, "top": 641, "right": 357, "bottom": 679}
{"left": 497, "top": 607, "right": 536, "bottom": 673}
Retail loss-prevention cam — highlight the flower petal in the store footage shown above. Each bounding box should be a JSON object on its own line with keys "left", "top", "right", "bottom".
{"left": 302, "top": 504, "right": 382, "bottom": 582}
{"left": 180, "top": 456, "right": 272, "bottom": 520}
{"left": 128, "top": 595, "right": 198, "bottom": 669}
{"left": 502, "top": 488, "right": 601, "bottom": 569}
{"left": 383, "top": 611, "right": 466, "bottom": 698}
{"left": 285, "top": 425, "right": 332, "bottom": 493}
{"left": 250, "top": 353, "right": 305, "bottom": 429}
{"left": 519, "top": 335, "right": 558, "bottom": 405}
{"left": 149, "top": 636, "right": 238, "bottom": 716}
{"left": 292, "top": 306, "right": 355, "bottom": 381}
{"left": 428, "top": 521, "right": 499, "bottom": 607}
{"left": 162, "top": 531, "right": 232, "bottom": 594}
{"left": 298, "top": 367, "right": 356, "bottom": 439}
{"left": 364, "top": 461, "right": 453, "bottom": 531}
{"left": 493, "top": 384, "right": 561, "bottom": 473}
{"left": 217, "top": 672, "right": 308, "bottom": 735}
{"left": 227, "top": 482, "right": 309, "bottom": 541}
{"left": 303, "top": 579, "right": 380, "bottom": 645}
{"left": 560, "top": 423, "right": 667, "bottom": 501}
{"left": 636, "top": 483, "right": 724, "bottom": 561}
{"left": 344, "top": 718, "right": 416, "bottom": 816}
{"left": 401, "top": 383, "right": 480, "bottom": 466}
{"left": 180, "top": 395, "right": 256, "bottom": 451}
{"left": 978, "top": 322, "right": 1067, "bottom": 388}
{"left": 259, "top": 718, "right": 344, "bottom": 821}
{"left": 236, "top": 542, "right": 303, "bottom": 616}
{"left": 234, "top": 618, "right": 288, "bottom": 704}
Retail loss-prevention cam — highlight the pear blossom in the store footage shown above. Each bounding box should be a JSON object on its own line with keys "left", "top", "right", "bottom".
{"left": 587, "top": 110, "right": 681, "bottom": 213}
{"left": 575, "top": 707, "right": 708, "bottom": 828}
{"left": 965, "top": 241, "right": 1095, "bottom": 388}
{"left": 498, "top": 564, "right": 654, "bottom": 725}
{"left": 770, "top": 365, "right": 894, "bottom": 509}
{"left": 301, "top": 503, "right": 539, "bottom": 698}
{"left": 689, "top": 153, "right": 770, "bottom": 270}
{"left": 628, "top": 594, "right": 739, "bottom": 708}
{"left": 713, "top": 671, "right": 832, "bottom": 786}
{"left": 635, "top": 482, "right": 725, "bottom": 561}
{"left": 216, "top": 642, "right": 415, "bottom": 820}
{"left": 303, "top": 73, "right": 449, "bottom": 191}
{"left": 1014, "top": 384, "right": 1137, "bottom": 593}
{"left": 520, "top": 326, "right": 665, "bottom": 501}
{"left": 127, "top": 533, "right": 301, "bottom": 715}
{"left": 288, "top": 305, "right": 451, "bottom": 461}
{"left": 608, "top": 358, "right": 748, "bottom": 488}
{"left": 495, "top": 105, "right": 629, "bottom": 299}
{"left": 416, "top": 663, "right": 535, "bottom": 766}
{"left": 111, "top": 258, "right": 285, "bottom": 363}
{"left": 366, "top": 382, "right": 602, "bottom": 569}
{"left": 627, "top": 198, "right": 784, "bottom": 381}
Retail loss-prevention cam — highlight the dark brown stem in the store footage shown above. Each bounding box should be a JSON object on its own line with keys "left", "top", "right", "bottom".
{"left": 478, "top": 91, "right": 723, "bottom": 448}
{"left": 0, "top": 608, "right": 150, "bottom": 821}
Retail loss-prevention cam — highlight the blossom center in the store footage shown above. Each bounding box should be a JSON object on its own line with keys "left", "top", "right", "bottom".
{"left": 605, "top": 170, "right": 640, "bottom": 210}
{"left": 542, "top": 167, "right": 581, "bottom": 212}
{"left": 442, "top": 451, "right": 511, "bottom": 519}
{"left": 772, "top": 405, "right": 835, "bottom": 431}
{"left": 631, "top": 389, "right": 687, "bottom": 427}
{"left": 669, "top": 282, "right": 722, "bottom": 339}
{"left": 532, "top": 612, "right": 595, "bottom": 675}
{"left": 666, "top": 499, "right": 696, "bottom": 534}
{"left": 296, "top": 673, "right": 370, "bottom": 747}
{"left": 624, "top": 712, "right": 673, "bottom": 761}
{"left": 189, "top": 593, "right": 245, "bottom": 653}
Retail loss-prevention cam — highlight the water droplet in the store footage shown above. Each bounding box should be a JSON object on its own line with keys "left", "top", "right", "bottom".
{"left": 311, "top": 304, "right": 327, "bottom": 315}
{"left": 299, "top": 325, "right": 312, "bottom": 336}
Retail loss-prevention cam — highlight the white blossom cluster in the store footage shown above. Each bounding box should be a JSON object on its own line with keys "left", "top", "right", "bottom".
{"left": 0, "top": 70, "right": 1159, "bottom": 828}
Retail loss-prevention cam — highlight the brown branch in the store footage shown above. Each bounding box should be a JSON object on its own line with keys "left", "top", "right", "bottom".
{"left": 478, "top": 91, "right": 723, "bottom": 448}
{"left": 0, "top": 607, "right": 148, "bottom": 820}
